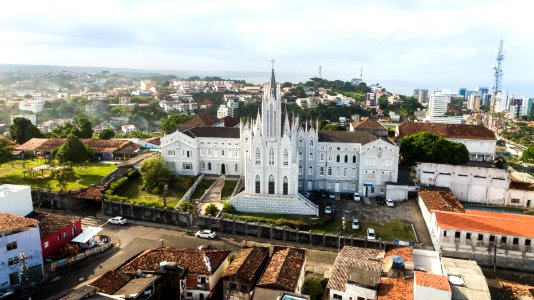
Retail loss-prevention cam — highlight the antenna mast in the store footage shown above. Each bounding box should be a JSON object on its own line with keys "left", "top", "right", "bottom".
{"left": 318, "top": 66, "right": 322, "bottom": 79}
{"left": 493, "top": 40, "right": 505, "bottom": 94}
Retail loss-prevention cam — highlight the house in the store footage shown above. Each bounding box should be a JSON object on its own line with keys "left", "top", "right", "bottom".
{"left": 121, "top": 124, "right": 137, "bottom": 133}
{"left": 349, "top": 117, "right": 388, "bottom": 138}
{"left": 256, "top": 247, "right": 306, "bottom": 294}
{"left": 182, "top": 113, "right": 223, "bottom": 128}
{"left": 418, "top": 187, "right": 534, "bottom": 270}
{"left": 90, "top": 269, "right": 159, "bottom": 299}
{"left": 0, "top": 184, "right": 33, "bottom": 217}
{"left": 223, "top": 247, "right": 270, "bottom": 300}
{"left": 141, "top": 137, "right": 161, "bottom": 150}
{"left": 327, "top": 246, "right": 384, "bottom": 300}
{"left": 395, "top": 123, "right": 496, "bottom": 162}
{"left": 440, "top": 257, "right": 491, "bottom": 300}
{"left": 220, "top": 116, "right": 240, "bottom": 128}
{"left": 0, "top": 212, "right": 44, "bottom": 289}
{"left": 29, "top": 212, "right": 81, "bottom": 259}
{"left": 413, "top": 271, "right": 452, "bottom": 300}
{"left": 508, "top": 181, "right": 534, "bottom": 208}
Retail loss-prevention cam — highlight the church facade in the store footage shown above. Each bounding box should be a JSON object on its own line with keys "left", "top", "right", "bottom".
{"left": 161, "top": 69, "right": 399, "bottom": 215}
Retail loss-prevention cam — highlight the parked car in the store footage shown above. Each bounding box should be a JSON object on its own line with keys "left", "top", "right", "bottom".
{"left": 353, "top": 192, "right": 361, "bottom": 201}
{"left": 352, "top": 219, "right": 360, "bottom": 230}
{"left": 195, "top": 230, "right": 217, "bottom": 239}
{"left": 324, "top": 205, "right": 332, "bottom": 215}
{"left": 198, "top": 244, "right": 217, "bottom": 250}
{"left": 385, "top": 198, "right": 395, "bottom": 207}
{"left": 367, "top": 228, "right": 376, "bottom": 240}
{"left": 375, "top": 196, "right": 385, "bottom": 205}
{"left": 108, "top": 216, "right": 127, "bottom": 225}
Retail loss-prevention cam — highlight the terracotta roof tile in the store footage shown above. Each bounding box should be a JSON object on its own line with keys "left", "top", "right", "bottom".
{"left": 415, "top": 271, "right": 451, "bottom": 291}
{"left": 0, "top": 212, "right": 39, "bottom": 232}
{"left": 182, "top": 113, "right": 221, "bottom": 127}
{"left": 221, "top": 116, "right": 240, "bottom": 128}
{"left": 385, "top": 246, "right": 413, "bottom": 262}
{"left": 90, "top": 270, "right": 131, "bottom": 295}
{"left": 351, "top": 117, "right": 386, "bottom": 130}
{"left": 28, "top": 212, "right": 79, "bottom": 238}
{"left": 141, "top": 137, "right": 161, "bottom": 146}
{"left": 396, "top": 122, "right": 496, "bottom": 140}
{"left": 327, "top": 246, "right": 384, "bottom": 292}
{"left": 435, "top": 210, "right": 534, "bottom": 238}
{"left": 378, "top": 277, "right": 414, "bottom": 300}
{"left": 318, "top": 130, "right": 378, "bottom": 144}
{"left": 224, "top": 247, "right": 269, "bottom": 282}
{"left": 182, "top": 127, "right": 240, "bottom": 139}
{"left": 16, "top": 138, "right": 135, "bottom": 154}
{"left": 119, "top": 247, "right": 230, "bottom": 276}
{"left": 257, "top": 247, "right": 305, "bottom": 292}
{"left": 419, "top": 187, "right": 465, "bottom": 213}
{"left": 500, "top": 281, "right": 534, "bottom": 299}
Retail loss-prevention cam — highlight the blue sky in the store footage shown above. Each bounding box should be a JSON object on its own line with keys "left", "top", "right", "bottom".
{"left": 1, "top": 0, "right": 533, "bottom": 95}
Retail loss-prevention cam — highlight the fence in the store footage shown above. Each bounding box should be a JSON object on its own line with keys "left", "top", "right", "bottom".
{"left": 103, "top": 200, "right": 193, "bottom": 227}
{"left": 32, "top": 189, "right": 91, "bottom": 211}
{"left": 45, "top": 242, "right": 112, "bottom": 272}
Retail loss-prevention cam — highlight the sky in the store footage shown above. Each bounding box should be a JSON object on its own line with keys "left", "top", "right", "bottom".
{"left": 1, "top": 0, "right": 534, "bottom": 95}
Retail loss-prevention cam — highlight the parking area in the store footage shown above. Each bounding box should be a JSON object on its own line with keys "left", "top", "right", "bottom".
{"left": 309, "top": 193, "right": 433, "bottom": 248}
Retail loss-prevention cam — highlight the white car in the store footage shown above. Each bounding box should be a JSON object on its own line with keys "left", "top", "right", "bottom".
{"left": 367, "top": 228, "right": 376, "bottom": 240}
{"left": 108, "top": 216, "right": 127, "bottom": 225}
{"left": 324, "top": 206, "right": 332, "bottom": 215}
{"left": 353, "top": 192, "right": 361, "bottom": 201}
{"left": 385, "top": 199, "right": 395, "bottom": 207}
{"left": 352, "top": 219, "right": 360, "bottom": 230}
{"left": 195, "top": 230, "right": 217, "bottom": 239}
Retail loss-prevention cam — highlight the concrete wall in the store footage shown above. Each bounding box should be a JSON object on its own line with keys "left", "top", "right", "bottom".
{"left": 507, "top": 188, "right": 534, "bottom": 208}
{"left": 414, "top": 284, "right": 451, "bottom": 300}
{"left": 102, "top": 200, "right": 193, "bottom": 227}
{"left": 329, "top": 284, "right": 377, "bottom": 300}
{"left": 229, "top": 193, "right": 318, "bottom": 216}
{"left": 0, "top": 227, "right": 43, "bottom": 288}
{"left": 0, "top": 184, "right": 33, "bottom": 216}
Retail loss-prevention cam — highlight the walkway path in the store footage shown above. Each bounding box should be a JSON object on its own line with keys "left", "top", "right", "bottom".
{"left": 199, "top": 175, "right": 225, "bottom": 215}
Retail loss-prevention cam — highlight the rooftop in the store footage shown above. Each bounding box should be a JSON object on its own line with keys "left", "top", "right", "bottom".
{"left": 223, "top": 247, "right": 269, "bottom": 282}
{"left": 396, "top": 122, "right": 496, "bottom": 141}
{"left": 441, "top": 257, "right": 491, "bottom": 300}
{"left": 510, "top": 181, "right": 534, "bottom": 191}
{"left": 119, "top": 247, "right": 230, "bottom": 276}
{"left": 113, "top": 276, "right": 159, "bottom": 297}
{"left": 318, "top": 130, "right": 377, "bottom": 144}
{"left": 28, "top": 212, "right": 79, "bottom": 238}
{"left": 89, "top": 270, "right": 131, "bottom": 295}
{"left": 377, "top": 277, "right": 414, "bottom": 300}
{"left": 251, "top": 287, "right": 310, "bottom": 300}
{"left": 182, "top": 127, "right": 240, "bottom": 139}
{"left": 327, "top": 246, "right": 384, "bottom": 292}
{"left": 415, "top": 271, "right": 451, "bottom": 291}
{"left": 182, "top": 113, "right": 221, "bottom": 127}
{"left": 0, "top": 212, "right": 39, "bottom": 232}
{"left": 385, "top": 246, "right": 413, "bottom": 262}
{"left": 435, "top": 210, "right": 534, "bottom": 238}
{"left": 351, "top": 117, "right": 386, "bottom": 130}
{"left": 500, "top": 281, "right": 534, "bottom": 300}
{"left": 418, "top": 187, "right": 465, "bottom": 213}
{"left": 257, "top": 247, "right": 306, "bottom": 292}
{"left": 141, "top": 136, "right": 161, "bottom": 146}
{"left": 0, "top": 184, "right": 29, "bottom": 196}
{"left": 16, "top": 138, "right": 135, "bottom": 154}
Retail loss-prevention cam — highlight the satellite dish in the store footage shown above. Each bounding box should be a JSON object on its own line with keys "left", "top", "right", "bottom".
{"left": 448, "top": 275, "right": 465, "bottom": 286}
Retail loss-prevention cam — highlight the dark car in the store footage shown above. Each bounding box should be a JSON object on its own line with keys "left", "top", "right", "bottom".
{"left": 375, "top": 196, "right": 385, "bottom": 205}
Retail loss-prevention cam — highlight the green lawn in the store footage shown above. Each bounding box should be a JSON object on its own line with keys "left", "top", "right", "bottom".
{"left": 0, "top": 159, "right": 117, "bottom": 191}
{"left": 223, "top": 211, "right": 329, "bottom": 230}
{"left": 221, "top": 180, "right": 237, "bottom": 201}
{"left": 114, "top": 176, "right": 184, "bottom": 209}
{"left": 311, "top": 219, "right": 416, "bottom": 242}
{"left": 191, "top": 179, "right": 216, "bottom": 199}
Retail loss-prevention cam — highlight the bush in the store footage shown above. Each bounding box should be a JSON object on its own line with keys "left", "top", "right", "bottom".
{"left": 222, "top": 202, "right": 236, "bottom": 214}
{"left": 179, "top": 201, "right": 194, "bottom": 213}
{"left": 205, "top": 204, "right": 219, "bottom": 216}
{"left": 303, "top": 278, "right": 324, "bottom": 300}
{"left": 221, "top": 213, "right": 317, "bottom": 230}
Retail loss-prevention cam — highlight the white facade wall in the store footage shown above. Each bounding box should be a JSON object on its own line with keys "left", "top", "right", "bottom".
{"left": 359, "top": 139, "right": 399, "bottom": 197}
{"left": 414, "top": 284, "right": 451, "bottom": 300}
{"left": 447, "top": 138, "right": 496, "bottom": 161}
{"left": 416, "top": 163, "right": 509, "bottom": 205}
{"left": 428, "top": 94, "right": 449, "bottom": 117}
{"left": 0, "top": 227, "right": 44, "bottom": 288}
{"left": 507, "top": 188, "right": 534, "bottom": 208}
{"left": 0, "top": 185, "right": 33, "bottom": 217}
{"left": 329, "top": 284, "right": 377, "bottom": 300}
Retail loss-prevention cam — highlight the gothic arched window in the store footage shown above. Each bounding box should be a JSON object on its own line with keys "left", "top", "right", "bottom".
{"left": 320, "top": 166, "right": 324, "bottom": 176}
{"left": 283, "top": 176, "right": 288, "bottom": 195}
{"left": 353, "top": 155, "right": 356, "bottom": 163}
{"left": 255, "top": 148, "right": 261, "bottom": 165}
{"left": 283, "top": 149, "right": 288, "bottom": 166}
{"left": 269, "top": 148, "right": 274, "bottom": 165}
{"left": 298, "top": 152, "right": 303, "bottom": 160}
{"left": 310, "top": 140, "right": 314, "bottom": 147}
{"left": 336, "top": 154, "right": 340, "bottom": 162}
{"left": 268, "top": 175, "right": 275, "bottom": 194}
{"left": 328, "top": 167, "right": 332, "bottom": 176}
{"left": 320, "top": 153, "right": 324, "bottom": 161}
{"left": 344, "top": 155, "right": 348, "bottom": 163}
{"left": 308, "top": 166, "right": 313, "bottom": 175}
{"left": 255, "top": 175, "right": 261, "bottom": 193}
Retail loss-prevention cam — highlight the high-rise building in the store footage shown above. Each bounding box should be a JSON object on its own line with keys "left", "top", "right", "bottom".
{"left": 413, "top": 88, "right": 429, "bottom": 103}
{"left": 428, "top": 93, "right": 450, "bottom": 117}
{"left": 467, "top": 95, "right": 481, "bottom": 112}
{"left": 458, "top": 88, "right": 467, "bottom": 100}
{"left": 476, "top": 87, "right": 490, "bottom": 107}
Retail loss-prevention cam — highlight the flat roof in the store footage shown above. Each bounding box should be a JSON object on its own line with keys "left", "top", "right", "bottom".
{"left": 114, "top": 276, "right": 159, "bottom": 297}
{"left": 413, "top": 249, "right": 443, "bottom": 275}
{"left": 441, "top": 257, "right": 491, "bottom": 300}
{"left": 71, "top": 227, "right": 102, "bottom": 243}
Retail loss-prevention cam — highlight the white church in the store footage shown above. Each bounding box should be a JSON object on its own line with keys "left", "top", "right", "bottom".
{"left": 161, "top": 69, "right": 399, "bottom": 215}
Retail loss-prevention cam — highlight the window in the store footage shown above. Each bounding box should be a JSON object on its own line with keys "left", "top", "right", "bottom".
{"left": 501, "top": 236, "right": 507, "bottom": 244}
{"left": 298, "top": 152, "right": 303, "bottom": 160}
{"left": 310, "top": 140, "right": 314, "bottom": 147}
{"left": 8, "top": 257, "right": 19, "bottom": 266}
{"left": 269, "top": 148, "right": 274, "bottom": 165}
{"left": 201, "top": 161, "right": 205, "bottom": 170}
{"left": 183, "top": 163, "right": 192, "bottom": 170}
{"left": 466, "top": 233, "right": 471, "bottom": 240}
{"left": 333, "top": 294, "right": 342, "bottom": 300}
{"left": 526, "top": 239, "right": 531, "bottom": 246}
{"left": 72, "top": 226, "right": 76, "bottom": 237}
{"left": 6, "top": 242, "right": 17, "bottom": 251}
{"left": 320, "top": 166, "right": 324, "bottom": 176}
{"left": 299, "top": 140, "right": 303, "bottom": 147}
{"left": 63, "top": 231, "right": 68, "bottom": 238}
{"left": 9, "top": 272, "right": 19, "bottom": 285}
{"left": 489, "top": 235, "right": 495, "bottom": 243}
{"left": 255, "top": 175, "right": 261, "bottom": 193}
{"left": 283, "top": 149, "right": 289, "bottom": 166}
{"left": 230, "top": 282, "right": 237, "bottom": 290}
{"left": 328, "top": 167, "right": 332, "bottom": 176}
{"left": 328, "top": 154, "right": 332, "bottom": 161}
{"left": 208, "top": 148, "right": 212, "bottom": 156}
{"left": 256, "top": 148, "right": 261, "bottom": 165}
{"left": 308, "top": 166, "right": 313, "bottom": 175}
{"left": 186, "top": 151, "right": 190, "bottom": 158}
{"left": 309, "top": 152, "right": 313, "bottom": 160}
{"left": 221, "top": 149, "right": 225, "bottom": 156}
{"left": 57, "top": 234, "right": 62, "bottom": 241}
{"left": 478, "top": 234, "right": 484, "bottom": 241}
{"left": 353, "top": 155, "right": 356, "bottom": 163}
{"left": 336, "top": 154, "right": 340, "bottom": 162}
{"left": 283, "top": 177, "right": 288, "bottom": 195}
{"left": 455, "top": 231, "right": 461, "bottom": 238}
{"left": 268, "top": 175, "right": 275, "bottom": 194}
{"left": 235, "top": 164, "right": 238, "bottom": 172}
{"left": 44, "top": 241, "right": 49, "bottom": 248}
{"left": 186, "top": 292, "right": 193, "bottom": 297}
{"left": 344, "top": 155, "right": 348, "bottom": 163}
{"left": 320, "top": 153, "right": 324, "bottom": 161}
{"left": 299, "top": 166, "right": 303, "bottom": 175}
{"left": 319, "top": 181, "right": 324, "bottom": 189}
{"left": 198, "top": 276, "right": 207, "bottom": 283}
{"left": 513, "top": 238, "right": 519, "bottom": 245}
{"left": 443, "top": 231, "right": 447, "bottom": 237}
{"left": 208, "top": 162, "right": 212, "bottom": 171}
{"left": 511, "top": 198, "right": 520, "bottom": 204}
{"left": 343, "top": 168, "right": 347, "bottom": 177}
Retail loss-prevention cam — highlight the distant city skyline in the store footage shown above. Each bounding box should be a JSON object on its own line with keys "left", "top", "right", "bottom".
{"left": 1, "top": 0, "right": 533, "bottom": 96}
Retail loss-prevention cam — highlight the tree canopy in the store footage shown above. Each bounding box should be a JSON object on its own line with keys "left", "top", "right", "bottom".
{"left": 0, "top": 138, "right": 12, "bottom": 164}
{"left": 522, "top": 146, "right": 534, "bottom": 163}
{"left": 77, "top": 118, "right": 94, "bottom": 138}
{"left": 98, "top": 128, "right": 115, "bottom": 140}
{"left": 140, "top": 155, "right": 172, "bottom": 194}
{"left": 400, "top": 132, "right": 469, "bottom": 165}
{"left": 9, "top": 117, "right": 43, "bottom": 144}
{"left": 54, "top": 134, "right": 93, "bottom": 164}
{"left": 160, "top": 113, "right": 192, "bottom": 134}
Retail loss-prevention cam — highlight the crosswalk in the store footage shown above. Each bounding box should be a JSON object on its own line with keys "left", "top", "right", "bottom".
{"left": 81, "top": 216, "right": 106, "bottom": 228}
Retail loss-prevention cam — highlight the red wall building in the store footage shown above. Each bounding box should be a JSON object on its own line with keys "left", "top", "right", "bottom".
{"left": 30, "top": 213, "right": 82, "bottom": 258}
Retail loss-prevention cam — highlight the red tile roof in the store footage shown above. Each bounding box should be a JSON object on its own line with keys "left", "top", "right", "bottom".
{"left": 141, "top": 136, "right": 161, "bottom": 146}
{"left": 500, "top": 281, "right": 534, "bottom": 299}
{"left": 418, "top": 187, "right": 465, "bottom": 213}
{"left": 0, "top": 212, "right": 39, "bottom": 232}
{"left": 257, "top": 247, "right": 305, "bottom": 292}
{"left": 182, "top": 113, "right": 221, "bottom": 127}
{"left": 327, "top": 246, "right": 384, "bottom": 292}
{"left": 16, "top": 138, "right": 135, "bottom": 154}
{"left": 351, "top": 117, "right": 386, "bottom": 130}
{"left": 378, "top": 277, "right": 414, "bottom": 300}
{"left": 385, "top": 246, "right": 413, "bottom": 262}
{"left": 396, "top": 122, "right": 496, "bottom": 140}
{"left": 90, "top": 270, "right": 131, "bottom": 295}
{"left": 29, "top": 212, "right": 79, "bottom": 238}
{"left": 435, "top": 210, "right": 534, "bottom": 238}
{"left": 119, "top": 247, "right": 230, "bottom": 276}
{"left": 415, "top": 271, "right": 451, "bottom": 291}
{"left": 223, "top": 247, "right": 269, "bottom": 282}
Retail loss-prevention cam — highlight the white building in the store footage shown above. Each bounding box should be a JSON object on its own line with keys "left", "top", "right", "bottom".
{"left": 508, "top": 181, "right": 534, "bottom": 208}
{"left": 162, "top": 69, "right": 399, "bottom": 215}
{"left": 423, "top": 91, "right": 464, "bottom": 124}
{"left": 11, "top": 114, "right": 37, "bottom": 125}
{"left": 0, "top": 185, "right": 33, "bottom": 217}
{"left": 19, "top": 100, "right": 44, "bottom": 114}
{"left": 140, "top": 80, "right": 156, "bottom": 91}
{"left": 217, "top": 104, "right": 233, "bottom": 119}
{"left": 0, "top": 213, "right": 44, "bottom": 289}
{"left": 121, "top": 124, "right": 137, "bottom": 133}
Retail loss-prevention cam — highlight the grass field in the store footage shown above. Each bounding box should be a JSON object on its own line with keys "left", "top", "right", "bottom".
{"left": 191, "top": 179, "right": 216, "bottom": 199}
{"left": 221, "top": 180, "right": 237, "bottom": 201}
{"left": 114, "top": 176, "right": 184, "bottom": 209}
{"left": 0, "top": 159, "right": 117, "bottom": 191}
{"left": 312, "top": 218, "right": 416, "bottom": 242}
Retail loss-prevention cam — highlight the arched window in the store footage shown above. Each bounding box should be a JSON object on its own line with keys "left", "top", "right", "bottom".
{"left": 320, "top": 166, "right": 324, "bottom": 176}
{"left": 328, "top": 154, "right": 332, "bottom": 161}
{"left": 309, "top": 153, "right": 313, "bottom": 160}
{"left": 268, "top": 175, "right": 275, "bottom": 194}
{"left": 320, "top": 153, "right": 324, "bottom": 161}
{"left": 298, "top": 152, "right": 303, "bottom": 160}
{"left": 269, "top": 148, "right": 274, "bottom": 165}
{"left": 255, "top": 175, "right": 260, "bottom": 193}
{"left": 283, "top": 176, "right": 288, "bottom": 195}
{"left": 353, "top": 155, "right": 356, "bottom": 163}
{"left": 308, "top": 166, "right": 313, "bottom": 175}
{"left": 328, "top": 167, "right": 332, "bottom": 176}
{"left": 283, "top": 149, "right": 288, "bottom": 166}
{"left": 245, "top": 138, "right": 248, "bottom": 144}
{"left": 344, "top": 155, "right": 348, "bottom": 163}
{"left": 255, "top": 148, "right": 261, "bottom": 165}
{"left": 336, "top": 154, "right": 340, "bottom": 162}
{"left": 187, "top": 151, "right": 190, "bottom": 158}
{"left": 201, "top": 161, "right": 205, "bottom": 170}
{"left": 299, "top": 140, "right": 303, "bottom": 147}
{"left": 299, "top": 166, "right": 303, "bottom": 175}
{"left": 221, "top": 150, "right": 225, "bottom": 156}
{"left": 208, "top": 162, "right": 212, "bottom": 170}
{"left": 310, "top": 140, "right": 314, "bottom": 147}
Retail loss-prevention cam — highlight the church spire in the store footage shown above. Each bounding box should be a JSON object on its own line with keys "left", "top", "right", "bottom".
{"left": 270, "top": 59, "right": 276, "bottom": 100}
{"left": 283, "top": 105, "right": 290, "bottom": 136}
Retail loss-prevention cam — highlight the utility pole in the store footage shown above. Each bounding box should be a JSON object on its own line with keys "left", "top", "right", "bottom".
{"left": 19, "top": 252, "right": 33, "bottom": 300}
{"left": 162, "top": 183, "right": 169, "bottom": 208}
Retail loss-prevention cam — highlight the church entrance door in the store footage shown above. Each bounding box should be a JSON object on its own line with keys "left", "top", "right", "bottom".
{"left": 221, "top": 164, "right": 226, "bottom": 175}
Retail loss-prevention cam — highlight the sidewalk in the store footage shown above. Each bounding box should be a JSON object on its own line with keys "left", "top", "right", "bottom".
{"left": 199, "top": 175, "right": 225, "bottom": 214}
